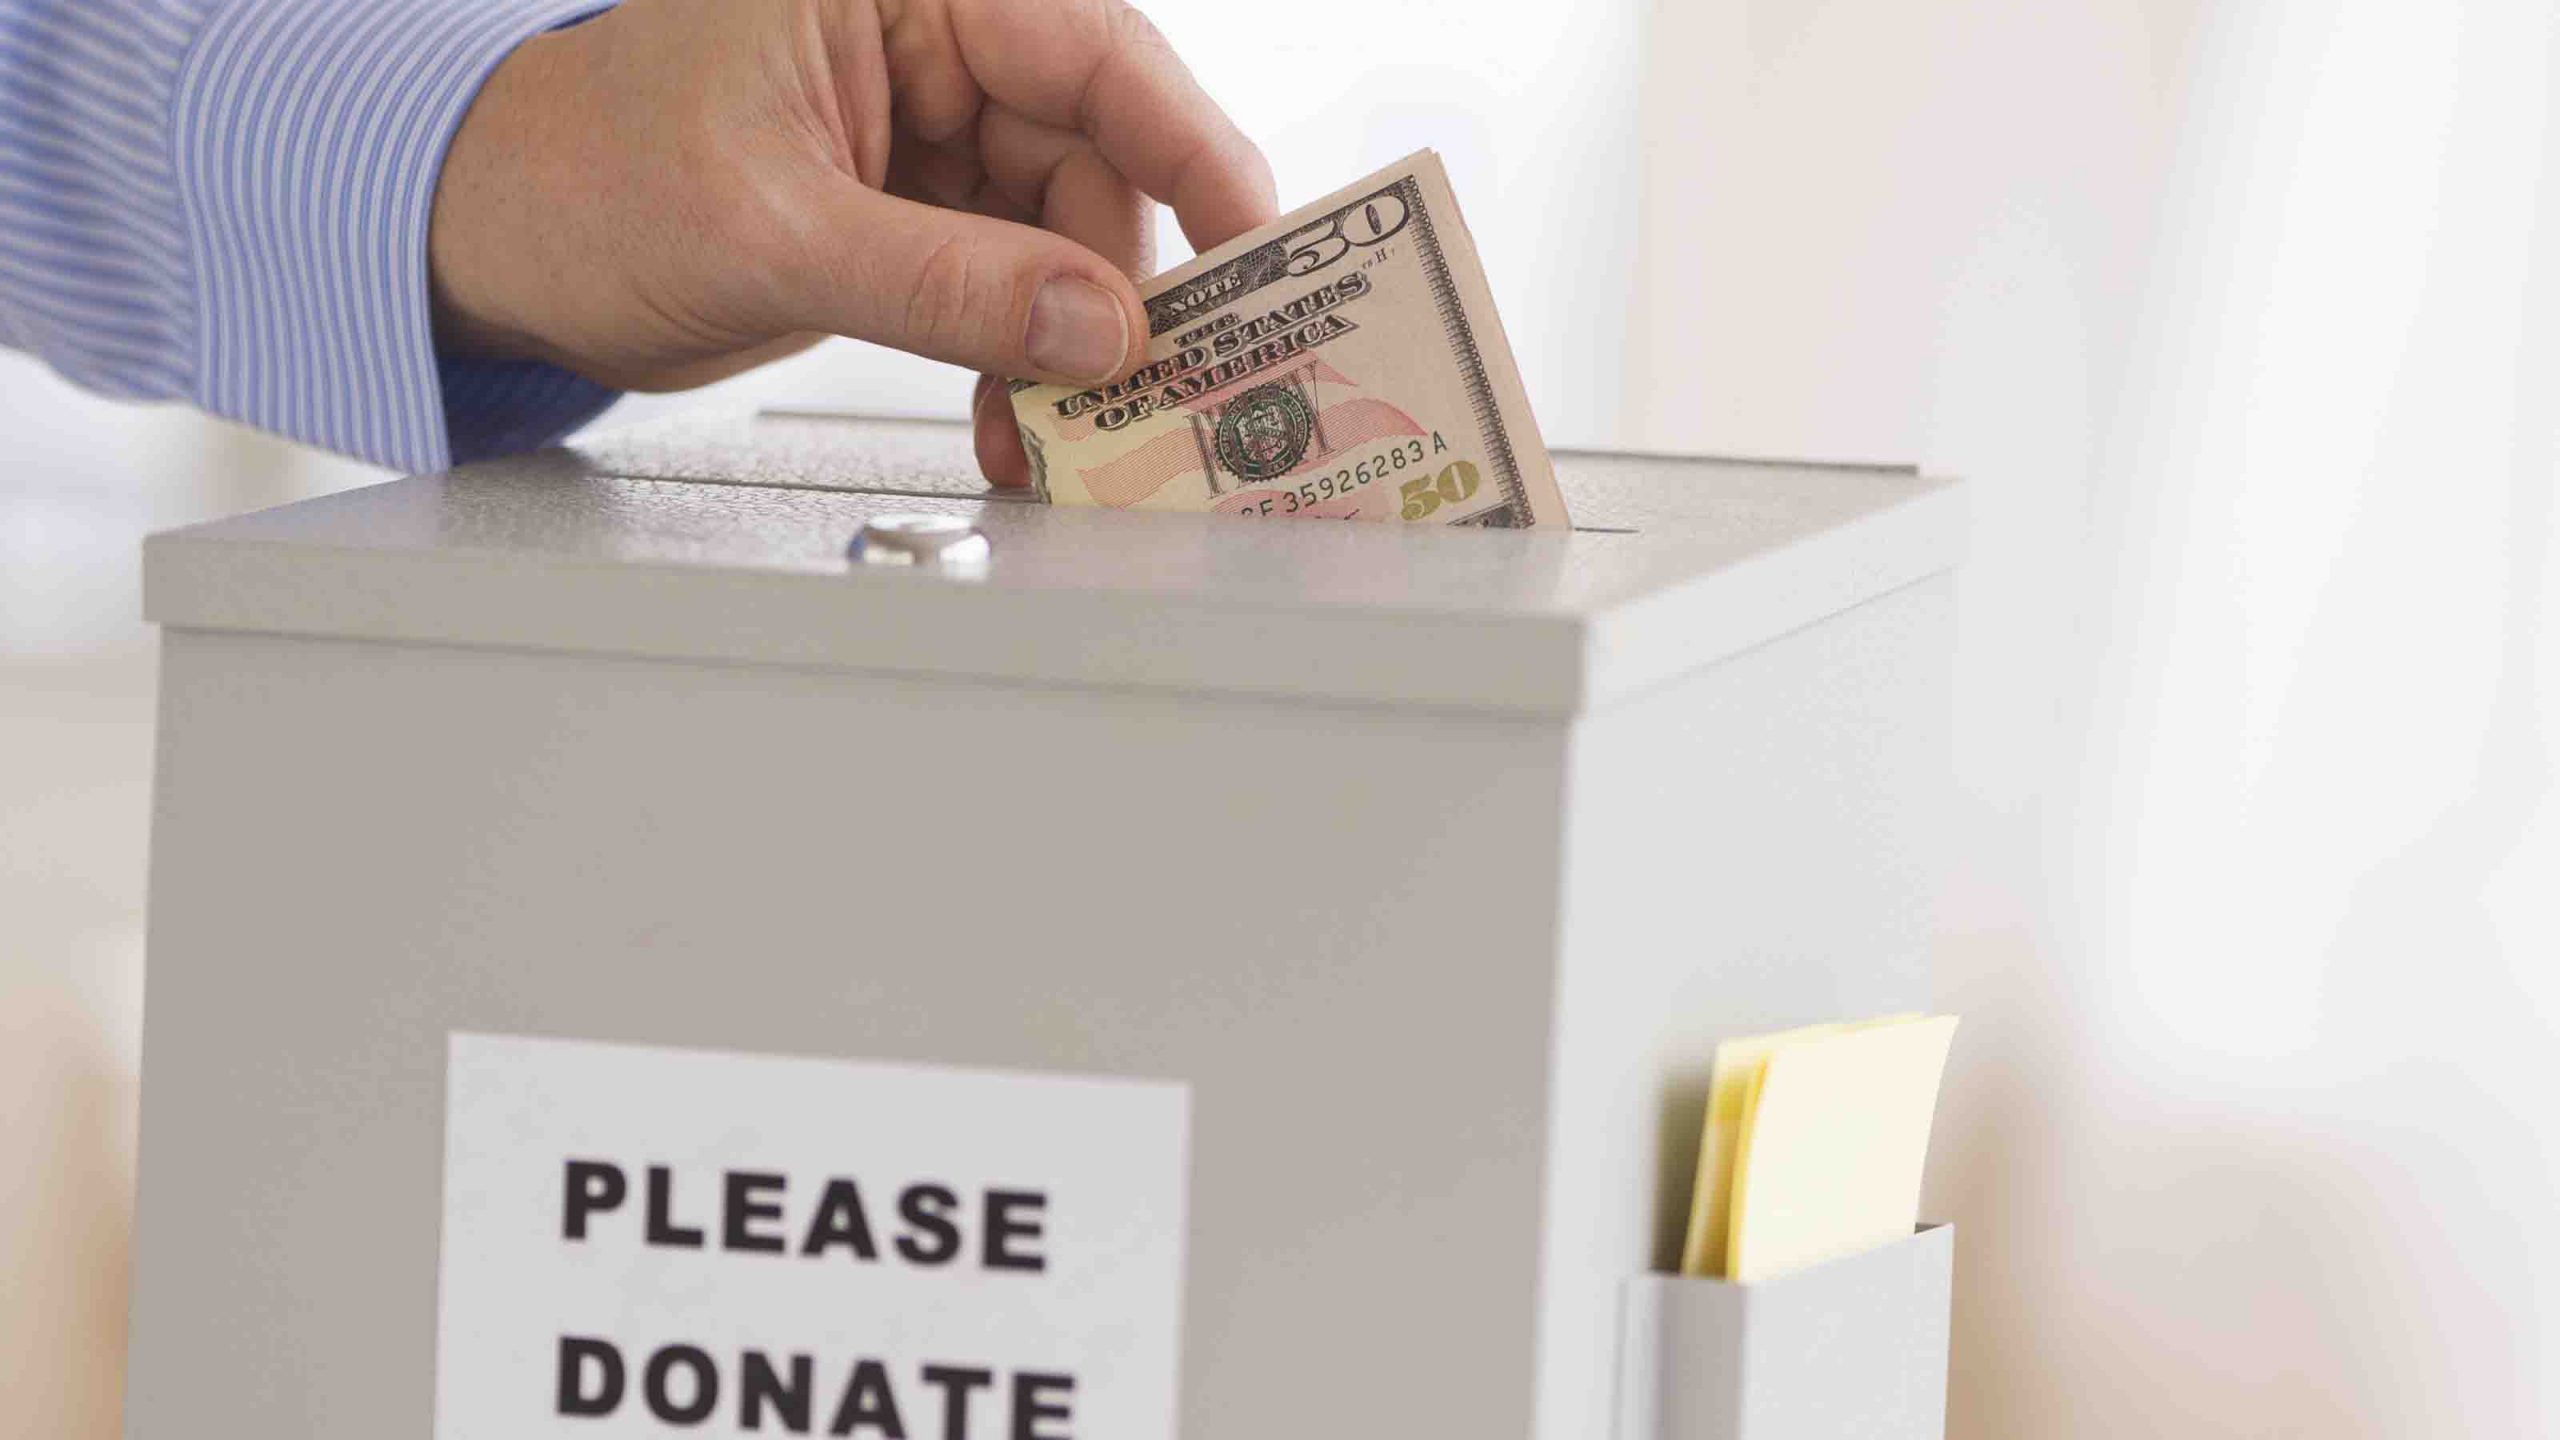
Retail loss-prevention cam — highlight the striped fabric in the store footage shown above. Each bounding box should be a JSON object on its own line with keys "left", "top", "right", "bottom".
{"left": 0, "top": 0, "right": 619, "bottom": 472}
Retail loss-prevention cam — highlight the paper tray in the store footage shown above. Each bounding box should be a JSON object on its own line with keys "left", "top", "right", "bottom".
{"left": 1615, "top": 1224, "right": 1953, "bottom": 1440}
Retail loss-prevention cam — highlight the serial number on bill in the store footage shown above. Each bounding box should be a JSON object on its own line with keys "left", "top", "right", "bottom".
{"left": 1228, "top": 437, "right": 1484, "bottom": 519}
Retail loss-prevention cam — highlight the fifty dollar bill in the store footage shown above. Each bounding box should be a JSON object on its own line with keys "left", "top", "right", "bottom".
{"left": 1010, "top": 150, "right": 1570, "bottom": 527}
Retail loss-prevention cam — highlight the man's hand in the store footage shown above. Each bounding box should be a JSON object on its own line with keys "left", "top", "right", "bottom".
{"left": 428, "top": 0, "right": 1276, "bottom": 485}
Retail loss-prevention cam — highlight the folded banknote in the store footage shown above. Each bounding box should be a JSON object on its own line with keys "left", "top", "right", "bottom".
{"left": 1009, "top": 150, "right": 1569, "bottom": 527}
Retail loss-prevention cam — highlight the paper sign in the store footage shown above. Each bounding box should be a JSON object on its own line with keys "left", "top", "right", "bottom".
{"left": 434, "top": 1033, "right": 1190, "bottom": 1440}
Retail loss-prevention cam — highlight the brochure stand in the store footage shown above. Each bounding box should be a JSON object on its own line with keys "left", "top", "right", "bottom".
{"left": 126, "top": 411, "right": 1964, "bottom": 1440}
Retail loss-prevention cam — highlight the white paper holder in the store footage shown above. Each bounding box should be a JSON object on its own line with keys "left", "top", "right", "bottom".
{"left": 1615, "top": 1224, "right": 1953, "bottom": 1440}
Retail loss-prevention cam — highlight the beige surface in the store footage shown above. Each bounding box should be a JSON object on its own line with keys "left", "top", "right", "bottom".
{"left": 0, "top": 354, "right": 384, "bottom": 1440}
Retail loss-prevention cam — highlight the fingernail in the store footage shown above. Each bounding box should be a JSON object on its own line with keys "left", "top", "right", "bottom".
{"left": 1026, "top": 277, "right": 1129, "bottom": 383}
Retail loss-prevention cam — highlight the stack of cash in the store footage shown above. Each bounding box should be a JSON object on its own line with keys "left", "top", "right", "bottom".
{"left": 1010, "top": 151, "right": 1570, "bottom": 528}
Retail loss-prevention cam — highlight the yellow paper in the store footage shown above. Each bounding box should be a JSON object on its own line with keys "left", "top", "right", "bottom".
{"left": 1677, "top": 1022, "right": 1844, "bottom": 1277}
{"left": 1678, "top": 1014, "right": 1925, "bottom": 1277}
{"left": 1723, "top": 1015, "right": 1958, "bottom": 1284}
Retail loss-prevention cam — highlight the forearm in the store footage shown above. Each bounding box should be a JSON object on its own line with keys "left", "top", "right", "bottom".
{"left": 0, "top": 0, "right": 619, "bottom": 471}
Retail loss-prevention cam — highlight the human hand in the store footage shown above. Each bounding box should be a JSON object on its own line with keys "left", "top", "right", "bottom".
{"left": 428, "top": 0, "right": 1276, "bottom": 485}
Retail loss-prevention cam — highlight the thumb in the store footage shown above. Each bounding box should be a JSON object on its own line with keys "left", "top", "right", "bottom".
{"left": 781, "top": 183, "right": 1145, "bottom": 386}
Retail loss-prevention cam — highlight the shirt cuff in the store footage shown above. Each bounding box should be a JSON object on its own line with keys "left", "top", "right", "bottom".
{"left": 171, "top": 0, "right": 622, "bottom": 473}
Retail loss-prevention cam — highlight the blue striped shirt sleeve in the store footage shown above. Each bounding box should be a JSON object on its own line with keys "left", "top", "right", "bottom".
{"left": 0, "top": 0, "right": 621, "bottom": 473}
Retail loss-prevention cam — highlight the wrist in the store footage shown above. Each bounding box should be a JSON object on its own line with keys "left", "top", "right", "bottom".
{"left": 429, "top": 28, "right": 580, "bottom": 365}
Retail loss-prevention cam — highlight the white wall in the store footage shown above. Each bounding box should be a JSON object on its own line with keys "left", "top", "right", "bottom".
{"left": 1626, "top": 1, "right": 2560, "bottom": 1433}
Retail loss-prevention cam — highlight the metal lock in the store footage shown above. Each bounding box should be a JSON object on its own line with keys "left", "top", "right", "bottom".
{"left": 847, "top": 513, "right": 991, "bottom": 574}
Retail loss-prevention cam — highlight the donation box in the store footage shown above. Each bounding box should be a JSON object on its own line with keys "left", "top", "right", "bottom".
{"left": 127, "top": 411, "right": 1963, "bottom": 1440}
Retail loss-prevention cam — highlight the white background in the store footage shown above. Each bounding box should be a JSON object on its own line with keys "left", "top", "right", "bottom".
{"left": 5, "top": 1, "right": 2557, "bottom": 1436}
{"left": 435, "top": 1035, "right": 1188, "bottom": 1440}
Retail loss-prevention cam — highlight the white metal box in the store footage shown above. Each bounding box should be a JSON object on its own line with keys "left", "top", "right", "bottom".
{"left": 127, "top": 410, "right": 1961, "bottom": 1440}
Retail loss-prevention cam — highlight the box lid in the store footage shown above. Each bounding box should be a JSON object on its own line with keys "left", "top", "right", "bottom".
{"left": 143, "top": 410, "right": 1960, "bottom": 716}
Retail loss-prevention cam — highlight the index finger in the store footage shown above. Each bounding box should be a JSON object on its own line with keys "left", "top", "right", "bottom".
{"left": 916, "top": 0, "right": 1279, "bottom": 250}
